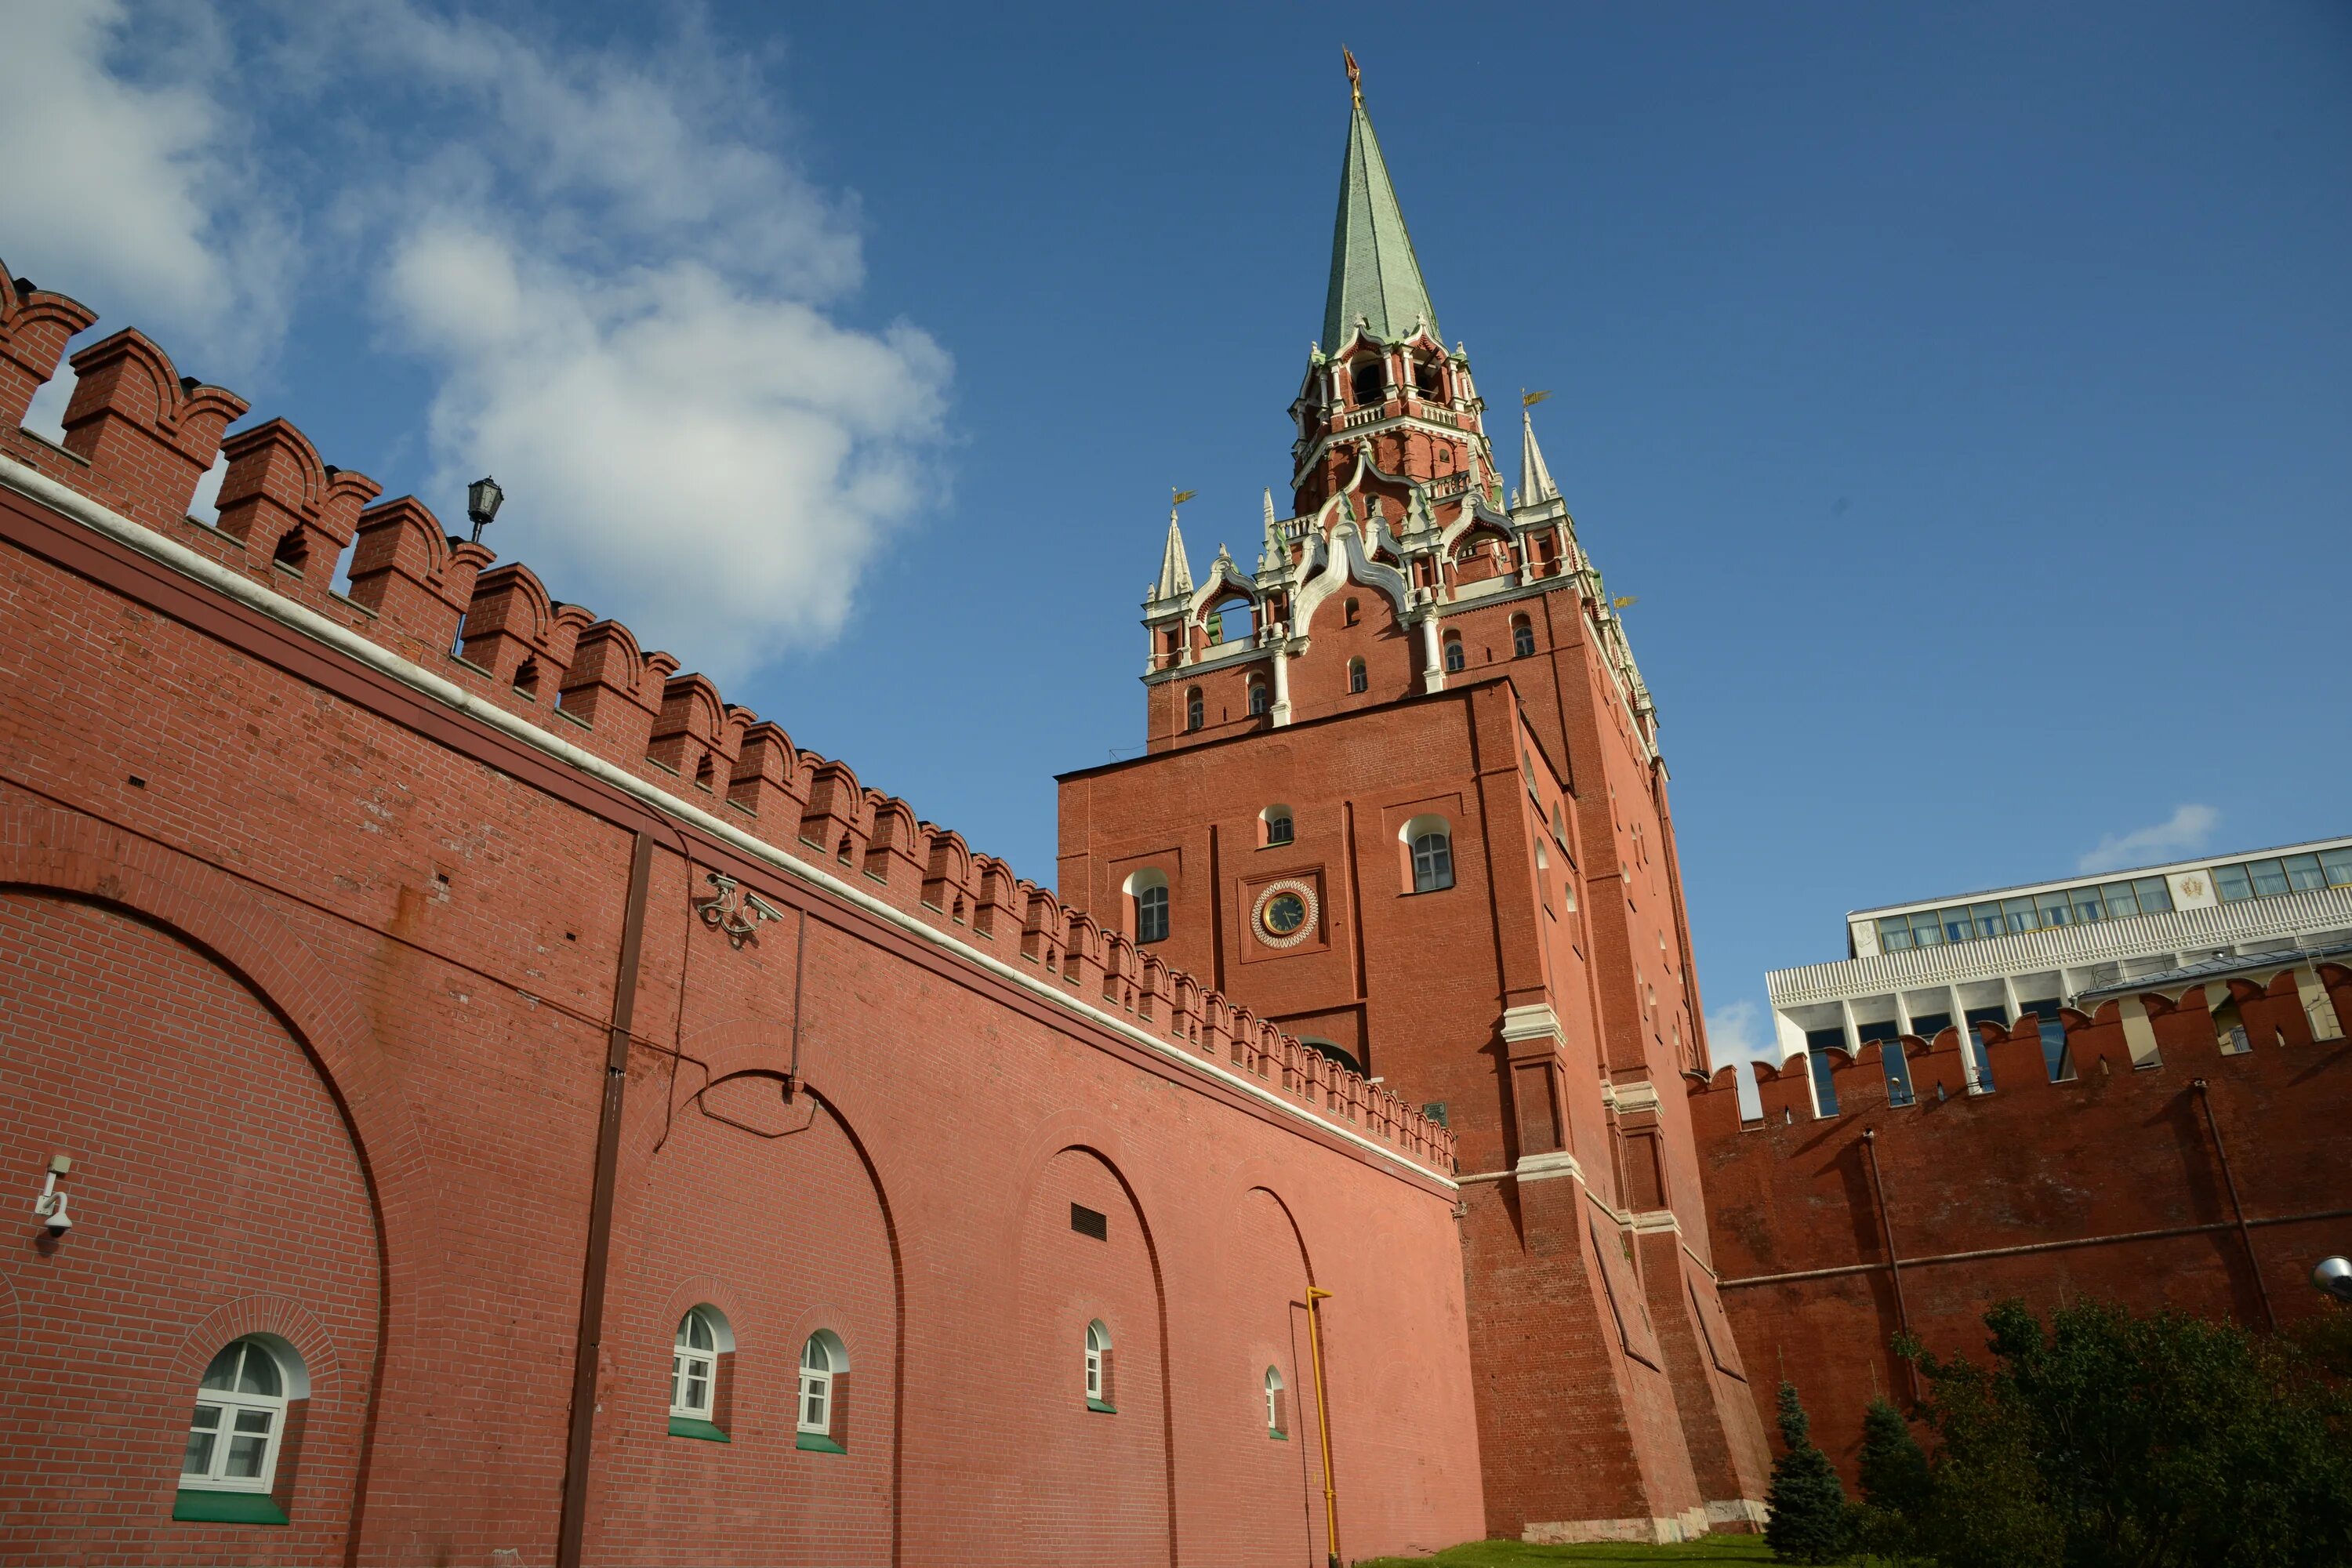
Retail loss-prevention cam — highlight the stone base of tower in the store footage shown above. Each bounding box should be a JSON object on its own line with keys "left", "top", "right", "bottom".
{"left": 1460, "top": 1167, "right": 1720, "bottom": 1541}
{"left": 1637, "top": 1227, "right": 1774, "bottom": 1530}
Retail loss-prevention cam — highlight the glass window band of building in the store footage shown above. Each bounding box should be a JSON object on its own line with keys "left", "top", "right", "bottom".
{"left": 1873, "top": 848, "right": 2351, "bottom": 954}
{"left": 2214, "top": 848, "right": 2352, "bottom": 904}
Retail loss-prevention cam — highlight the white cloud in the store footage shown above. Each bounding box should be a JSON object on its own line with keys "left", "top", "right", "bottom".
{"left": 5, "top": 1, "right": 952, "bottom": 671}
{"left": 1707, "top": 998, "right": 1775, "bottom": 1064}
{"left": 0, "top": 1, "right": 291, "bottom": 367}
{"left": 2077, "top": 804, "right": 2219, "bottom": 874}
{"left": 387, "top": 229, "right": 946, "bottom": 670}
{"left": 1708, "top": 1000, "right": 1777, "bottom": 1122}
{"left": 329, "top": 5, "right": 860, "bottom": 299}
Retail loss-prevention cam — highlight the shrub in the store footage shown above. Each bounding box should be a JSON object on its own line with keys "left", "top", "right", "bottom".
{"left": 1897, "top": 1298, "right": 2352, "bottom": 1568}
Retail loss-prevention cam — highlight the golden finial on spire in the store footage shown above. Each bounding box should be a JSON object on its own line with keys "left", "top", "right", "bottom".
{"left": 1343, "top": 46, "right": 1362, "bottom": 106}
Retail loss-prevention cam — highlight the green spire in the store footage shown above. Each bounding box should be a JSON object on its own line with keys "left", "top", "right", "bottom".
{"left": 1323, "top": 54, "right": 1439, "bottom": 350}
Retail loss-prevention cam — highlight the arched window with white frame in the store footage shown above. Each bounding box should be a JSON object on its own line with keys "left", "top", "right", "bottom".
{"left": 1247, "top": 680, "right": 1269, "bottom": 717}
{"left": 1185, "top": 687, "right": 1204, "bottom": 731}
{"left": 1347, "top": 658, "right": 1367, "bottom": 695}
{"left": 1400, "top": 814, "right": 1455, "bottom": 895}
{"left": 177, "top": 1335, "right": 307, "bottom": 1523}
{"left": 798, "top": 1330, "right": 849, "bottom": 1453}
{"left": 1265, "top": 1365, "right": 1288, "bottom": 1439}
{"left": 1443, "top": 632, "right": 1465, "bottom": 673}
{"left": 1085, "top": 1319, "right": 1116, "bottom": 1413}
{"left": 1125, "top": 867, "right": 1171, "bottom": 944}
{"left": 670, "top": 1305, "right": 735, "bottom": 1441}
{"left": 1512, "top": 615, "right": 1537, "bottom": 658}
{"left": 1261, "top": 804, "right": 1294, "bottom": 848}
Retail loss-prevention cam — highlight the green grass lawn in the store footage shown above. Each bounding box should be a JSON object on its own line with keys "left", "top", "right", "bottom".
{"left": 1359, "top": 1535, "right": 1773, "bottom": 1566}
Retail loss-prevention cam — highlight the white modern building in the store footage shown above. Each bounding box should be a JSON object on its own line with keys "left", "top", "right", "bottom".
{"left": 1766, "top": 834, "right": 2352, "bottom": 1112}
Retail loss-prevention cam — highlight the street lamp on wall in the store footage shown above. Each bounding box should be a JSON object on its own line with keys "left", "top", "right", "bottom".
{"left": 466, "top": 475, "right": 504, "bottom": 544}
{"left": 2314, "top": 1256, "right": 2352, "bottom": 1304}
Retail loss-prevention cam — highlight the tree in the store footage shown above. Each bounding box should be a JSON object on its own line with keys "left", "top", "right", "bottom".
{"left": 1902, "top": 1299, "right": 2352, "bottom": 1568}
{"left": 1766, "top": 1379, "right": 1851, "bottom": 1564}
{"left": 1848, "top": 1396, "right": 1931, "bottom": 1563}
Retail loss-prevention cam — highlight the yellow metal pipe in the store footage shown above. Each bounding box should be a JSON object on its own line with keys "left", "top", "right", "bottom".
{"left": 1305, "top": 1286, "right": 1341, "bottom": 1567}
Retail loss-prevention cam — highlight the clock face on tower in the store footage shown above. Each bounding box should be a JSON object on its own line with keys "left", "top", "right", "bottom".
{"left": 1252, "top": 880, "right": 1319, "bottom": 948}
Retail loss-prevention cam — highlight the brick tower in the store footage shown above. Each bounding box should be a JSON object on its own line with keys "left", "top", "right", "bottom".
{"left": 1058, "top": 56, "right": 1773, "bottom": 1543}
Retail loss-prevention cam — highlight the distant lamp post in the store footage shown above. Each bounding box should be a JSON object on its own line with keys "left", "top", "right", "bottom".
{"left": 466, "top": 475, "right": 504, "bottom": 544}
{"left": 2313, "top": 1256, "right": 2352, "bottom": 1304}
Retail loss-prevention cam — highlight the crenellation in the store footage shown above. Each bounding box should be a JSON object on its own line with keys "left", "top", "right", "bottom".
{"left": 346, "top": 495, "right": 461, "bottom": 648}
{"left": 918, "top": 824, "right": 973, "bottom": 919}
{"left": 455, "top": 561, "right": 559, "bottom": 688}
{"left": 863, "top": 793, "right": 921, "bottom": 889}
{"left": 647, "top": 671, "right": 728, "bottom": 785}
{"left": 0, "top": 268, "right": 97, "bottom": 430}
{"left": 972, "top": 855, "right": 1019, "bottom": 938}
{"left": 800, "top": 758, "right": 866, "bottom": 864}
{"left": 59, "top": 328, "right": 248, "bottom": 532}
{"left": 214, "top": 419, "right": 383, "bottom": 606}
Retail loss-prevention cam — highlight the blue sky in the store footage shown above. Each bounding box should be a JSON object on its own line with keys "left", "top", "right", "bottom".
{"left": 5, "top": 2, "right": 2347, "bottom": 1068}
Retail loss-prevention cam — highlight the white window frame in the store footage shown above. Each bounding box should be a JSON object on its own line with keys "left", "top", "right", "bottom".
{"left": 798, "top": 1333, "right": 838, "bottom": 1436}
{"left": 180, "top": 1338, "right": 293, "bottom": 1494}
{"left": 1085, "top": 1319, "right": 1111, "bottom": 1406}
{"left": 1265, "top": 1366, "right": 1286, "bottom": 1436}
{"left": 672, "top": 1307, "right": 720, "bottom": 1421}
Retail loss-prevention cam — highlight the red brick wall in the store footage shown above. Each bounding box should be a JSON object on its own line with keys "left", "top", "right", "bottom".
{"left": 1693, "top": 980, "right": 2352, "bottom": 1479}
{"left": 0, "top": 894, "right": 380, "bottom": 1566}
{"left": 0, "top": 282, "right": 1483, "bottom": 1565}
{"left": 1015, "top": 1149, "right": 1169, "bottom": 1564}
{"left": 1063, "top": 633, "right": 1771, "bottom": 1536}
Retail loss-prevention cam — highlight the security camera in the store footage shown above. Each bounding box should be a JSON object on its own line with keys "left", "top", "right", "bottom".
{"left": 32, "top": 1166, "right": 72, "bottom": 1236}
{"left": 2314, "top": 1257, "right": 2352, "bottom": 1304}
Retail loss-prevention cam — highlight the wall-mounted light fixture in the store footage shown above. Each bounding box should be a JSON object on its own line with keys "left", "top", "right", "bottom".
{"left": 466, "top": 475, "right": 505, "bottom": 545}
{"left": 31, "top": 1153, "right": 71, "bottom": 1236}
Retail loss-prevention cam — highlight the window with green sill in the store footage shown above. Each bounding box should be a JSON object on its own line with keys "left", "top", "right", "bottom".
{"left": 1085, "top": 1318, "right": 1116, "bottom": 1413}
{"left": 175, "top": 1489, "right": 289, "bottom": 1525}
{"left": 798, "top": 1329, "right": 849, "bottom": 1454}
{"left": 177, "top": 1336, "right": 303, "bottom": 1526}
{"left": 670, "top": 1305, "right": 733, "bottom": 1443}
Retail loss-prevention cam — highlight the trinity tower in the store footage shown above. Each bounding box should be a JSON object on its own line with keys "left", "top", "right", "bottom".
{"left": 1059, "top": 60, "right": 1773, "bottom": 1541}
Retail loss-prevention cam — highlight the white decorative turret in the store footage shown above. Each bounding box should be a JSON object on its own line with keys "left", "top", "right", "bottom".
{"left": 1257, "top": 488, "right": 1284, "bottom": 576}
{"left": 1152, "top": 503, "right": 1194, "bottom": 604}
{"left": 1520, "top": 406, "right": 1560, "bottom": 506}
